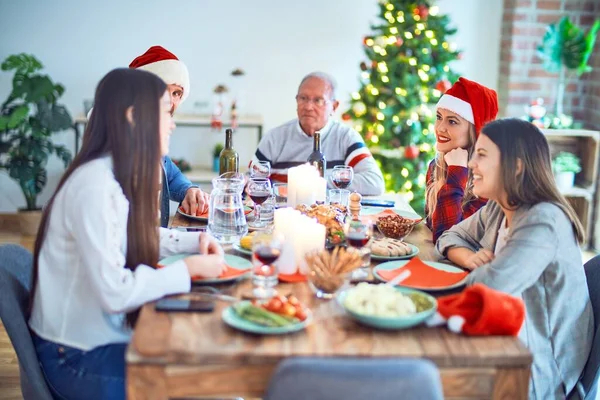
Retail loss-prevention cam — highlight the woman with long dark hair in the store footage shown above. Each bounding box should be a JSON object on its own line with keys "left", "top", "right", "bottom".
{"left": 28, "top": 68, "right": 225, "bottom": 399}
{"left": 436, "top": 118, "right": 593, "bottom": 399}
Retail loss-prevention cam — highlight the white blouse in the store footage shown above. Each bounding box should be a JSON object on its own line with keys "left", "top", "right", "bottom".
{"left": 29, "top": 156, "right": 198, "bottom": 351}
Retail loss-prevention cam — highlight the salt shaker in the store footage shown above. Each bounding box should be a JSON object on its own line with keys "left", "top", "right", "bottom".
{"left": 348, "top": 191, "right": 362, "bottom": 220}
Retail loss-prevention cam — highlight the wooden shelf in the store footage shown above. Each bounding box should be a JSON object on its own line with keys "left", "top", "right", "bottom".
{"left": 543, "top": 129, "right": 600, "bottom": 249}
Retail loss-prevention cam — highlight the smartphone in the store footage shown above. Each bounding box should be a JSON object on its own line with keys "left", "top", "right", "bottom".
{"left": 155, "top": 298, "right": 215, "bottom": 313}
{"left": 361, "top": 199, "right": 396, "bottom": 208}
{"left": 174, "top": 226, "right": 207, "bottom": 233}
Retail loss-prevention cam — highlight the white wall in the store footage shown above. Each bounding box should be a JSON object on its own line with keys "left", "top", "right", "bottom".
{"left": 0, "top": 0, "right": 502, "bottom": 212}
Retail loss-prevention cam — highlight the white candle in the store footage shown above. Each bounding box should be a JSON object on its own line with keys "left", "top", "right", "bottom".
{"left": 315, "top": 176, "right": 327, "bottom": 203}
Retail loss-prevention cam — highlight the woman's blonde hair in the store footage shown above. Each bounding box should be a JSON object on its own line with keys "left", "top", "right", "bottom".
{"left": 426, "top": 122, "right": 477, "bottom": 219}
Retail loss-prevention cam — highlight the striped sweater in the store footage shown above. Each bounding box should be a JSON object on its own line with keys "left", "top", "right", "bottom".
{"left": 252, "top": 118, "right": 385, "bottom": 195}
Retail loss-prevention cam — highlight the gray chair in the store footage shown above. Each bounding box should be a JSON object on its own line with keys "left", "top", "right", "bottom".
{"left": 577, "top": 254, "right": 600, "bottom": 400}
{"left": 264, "top": 357, "right": 444, "bottom": 400}
{"left": 0, "top": 244, "right": 53, "bottom": 400}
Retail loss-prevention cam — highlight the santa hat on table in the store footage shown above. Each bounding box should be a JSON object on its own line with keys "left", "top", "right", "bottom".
{"left": 427, "top": 283, "right": 525, "bottom": 336}
{"left": 129, "top": 46, "right": 190, "bottom": 103}
{"left": 436, "top": 77, "right": 498, "bottom": 135}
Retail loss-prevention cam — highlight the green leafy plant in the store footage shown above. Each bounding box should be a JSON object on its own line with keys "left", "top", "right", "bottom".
{"left": 0, "top": 54, "right": 73, "bottom": 210}
{"left": 537, "top": 16, "right": 600, "bottom": 116}
{"left": 212, "top": 143, "right": 224, "bottom": 158}
{"left": 552, "top": 151, "right": 582, "bottom": 174}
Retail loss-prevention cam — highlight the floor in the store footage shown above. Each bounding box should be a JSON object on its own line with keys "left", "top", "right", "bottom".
{"left": 0, "top": 229, "right": 598, "bottom": 399}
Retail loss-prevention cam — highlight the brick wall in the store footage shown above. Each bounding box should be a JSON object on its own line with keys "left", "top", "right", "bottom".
{"left": 499, "top": 0, "right": 600, "bottom": 127}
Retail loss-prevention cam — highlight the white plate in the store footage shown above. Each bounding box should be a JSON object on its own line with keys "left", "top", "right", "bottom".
{"left": 370, "top": 243, "right": 419, "bottom": 261}
{"left": 159, "top": 253, "right": 251, "bottom": 284}
{"left": 222, "top": 301, "right": 312, "bottom": 335}
{"left": 176, "top": 207, "right": 208, "bottom": 222}
{"left": 373, "top": 260, "right": 468, "bottom": 292}
{"left": 232, "top": 243, "right": 252, "bottom": 257}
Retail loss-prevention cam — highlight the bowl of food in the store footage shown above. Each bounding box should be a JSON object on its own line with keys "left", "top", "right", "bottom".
{"left": 337, "top": 283, "right": 436, "bottom": 329}
{"left": 375, "top": 214, "right": 422, "bottom": 241}
{"left": 295, "top": 203, "right": 347, "bottom": 246}
{"left": 305, "top": 247, "right": 363, "bottom": 299}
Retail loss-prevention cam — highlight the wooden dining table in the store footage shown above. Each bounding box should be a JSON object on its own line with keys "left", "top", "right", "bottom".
{"left": 127, "top": 199, "right": 532, "bottom": 400}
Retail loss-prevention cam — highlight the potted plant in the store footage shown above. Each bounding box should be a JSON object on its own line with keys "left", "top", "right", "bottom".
{"left": 552, "top": 151, "right": 581, "bottom": 191}
{"left": 212, "top": 143, "right": 224, "bottom": 172}
{"left": 537, "top": 17, "right": 599, "bottom": 119}
{"left": 0, "top": 54, "right": 73, "bottom": 235}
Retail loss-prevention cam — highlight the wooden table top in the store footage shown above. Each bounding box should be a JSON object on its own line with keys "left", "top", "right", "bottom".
{"left": 128, "top": 200, "right": 531, "bottom": 371}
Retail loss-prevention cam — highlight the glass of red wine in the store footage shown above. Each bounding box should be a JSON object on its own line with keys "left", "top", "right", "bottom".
{"left": 247, "top": 178, "right": 272, "bottom": 228}
{"left": 331, "top": 166, "right": 354, "bottom": 189}
{"left": 252, "top": 231, "right": 284, "bottom": 299}
{"left": 344, "top": 219, "right": 373, "bottom": 280}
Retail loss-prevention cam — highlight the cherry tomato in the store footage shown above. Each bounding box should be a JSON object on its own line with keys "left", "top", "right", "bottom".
{"left": 295, "top": 308, "right": 307, "bottom": 321}
{"left": 282, "top": 303, "right": 297, "bottom": 317}
{"left": 266, "top": 298, "right": 284, "bottom": 313}
{"left": 287, "top": 295, "right": 300, "bottom": 306}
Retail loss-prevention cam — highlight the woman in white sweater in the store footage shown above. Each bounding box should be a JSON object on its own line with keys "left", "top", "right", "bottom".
{"left": 28, "top": 68, "right": 224, "bottom": 400}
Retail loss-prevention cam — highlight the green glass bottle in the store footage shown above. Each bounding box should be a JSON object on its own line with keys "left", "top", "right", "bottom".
{"left": 219, "top": 128, "right": 239, "bottom": 175}
{"left": 307, "top": 131, "right": 326, "bottom": 177}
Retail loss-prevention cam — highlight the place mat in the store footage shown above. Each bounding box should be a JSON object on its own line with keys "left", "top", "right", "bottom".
{"left": 157, "top": 253, "right": 252, "bottom": 284}
{"left": 376, "top": 257, "right": 468, "bottom": 289}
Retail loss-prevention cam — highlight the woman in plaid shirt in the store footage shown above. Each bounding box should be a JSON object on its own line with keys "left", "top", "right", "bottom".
{"left": 425, "top": 77, "right": 498, "bottom": 242}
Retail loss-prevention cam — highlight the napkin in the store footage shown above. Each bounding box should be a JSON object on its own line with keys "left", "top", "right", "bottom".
{"left": 429, "top": 283, "right": 525, "bottom": 336}
{"left": 377, "top": 257, "right": 468, "bottom": 288}
{"left": 278, "top": 271, "right": 307, "bottom": 283}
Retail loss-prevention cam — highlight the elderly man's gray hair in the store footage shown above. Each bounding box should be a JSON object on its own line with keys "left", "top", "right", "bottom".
{"left": 298, "top": 72, "right": 338, "bottom": 101}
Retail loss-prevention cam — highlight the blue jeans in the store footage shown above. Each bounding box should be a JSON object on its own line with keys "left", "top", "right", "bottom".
{"left": 32, "top": 333, "right": 126, "bottom": 400}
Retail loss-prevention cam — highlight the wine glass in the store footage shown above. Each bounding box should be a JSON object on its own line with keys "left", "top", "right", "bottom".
{"left": 331, "top": 166, "right": 354, "bottom": 189}
{"left": 344, "top": 219, "right": 373, "bottom": 280}
{"left": 250, "top": 160, "right": 271, "bottom": 179}
{"left": 252, "top": 231, "right": 284, "bottom": 298}
{"left": 247, "top": 178, "right": 272, "bottom": 228}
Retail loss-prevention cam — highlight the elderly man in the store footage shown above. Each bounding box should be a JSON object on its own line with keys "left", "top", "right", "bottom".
{"left": 252, "top": 72, "right": 384, "bottom": 195}
{"left": 129, "top": 46, "right": 209, "bottom": 227}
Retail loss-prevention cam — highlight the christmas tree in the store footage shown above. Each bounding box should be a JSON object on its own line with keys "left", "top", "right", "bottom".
{"left": 343, "top": 0, "right": 460, "bottom": 214}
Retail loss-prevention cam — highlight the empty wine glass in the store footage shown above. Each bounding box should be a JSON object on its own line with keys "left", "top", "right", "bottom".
{"left": 247, "top": 178, "right": 272, "bottom": 228}
{"left": 250, "top": 160, "right": 271, "bottom": 179}
{"left": 332, "top": 166, "right": 354, "bottom": 189}
{"left": 344, "top": 219, "right": 373, "bottom": 280}
{"left": 252, "top": 231, "right": 284, "bottom": 299}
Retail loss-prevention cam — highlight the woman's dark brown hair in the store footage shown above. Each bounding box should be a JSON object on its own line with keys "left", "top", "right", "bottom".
{"left": 481, "top": 118, "right": 585, "bottom": 243}
{"left": 29, "top": 68, "right": 167, "bottom": 326}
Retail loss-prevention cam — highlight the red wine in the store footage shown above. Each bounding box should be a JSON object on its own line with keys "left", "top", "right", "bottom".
{"left": 333, "top": 177, "right": 351, "bottom": 189}
{"left": 249, "top": 192, "right": 270, "bottom": 205}
{"left": 254, "top": 246, "right": 281, "bottom": 264}
{"left": 347, "top": 233, "right": 370, "bottom": 248}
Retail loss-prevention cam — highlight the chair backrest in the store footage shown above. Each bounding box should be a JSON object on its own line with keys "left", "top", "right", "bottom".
{"left": 0, "top": 244, "right": 53, "bottom": 400}
{"left": 264, "top": 357, "right": 444, "bottom": 400}
{"left": 580, "top": 254, "right": 600, "bottom": 400}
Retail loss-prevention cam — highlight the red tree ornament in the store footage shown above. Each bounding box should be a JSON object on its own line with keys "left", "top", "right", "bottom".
{"left": 342, "top": 113, "right": 352, "bottom": 121}
{"left": 435, "top": 79, "right": 452, "bottom": 94}
{"left": 363, "top": 36, "right": 372, "bottom": 46}
{"left": 404, "top": 145, "right": 420, "bottom": 160}
{"left": 414, "top": 4, "right": 429, "bottom": 19}
{"left": 396, "top": 37, "right": 404, "bottom": 47}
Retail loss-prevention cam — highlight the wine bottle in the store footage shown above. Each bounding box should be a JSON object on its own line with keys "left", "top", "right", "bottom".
{"left": 307, "top": 131, "right": 326, "bottom": 177}
{"left": 219, "top": 128, "right": 239, "bottom": 175}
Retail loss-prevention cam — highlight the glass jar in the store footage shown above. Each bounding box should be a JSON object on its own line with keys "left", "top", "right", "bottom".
{"left": 207, "top": 174, "right": 248, "bottom": 243}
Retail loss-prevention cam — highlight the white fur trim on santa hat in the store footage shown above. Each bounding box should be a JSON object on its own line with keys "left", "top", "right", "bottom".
{"left": 447, "top": 315, "right": 465, "bottom": 333}
{"left": 436, "top": 94, "right": 475, "bottom": 125}
{"left": 136, "top": 59, "right": 190, "bottom": 103}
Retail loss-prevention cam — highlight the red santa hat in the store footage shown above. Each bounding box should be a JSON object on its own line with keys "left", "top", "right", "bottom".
{"left": 436, "top": 77, "right": 498, "bottom": 135}
{"left": 427, "top": 283, "right": 525, "bottom": 336}
{"left": 129, "top": 46, "right": 190, "bottom": 103}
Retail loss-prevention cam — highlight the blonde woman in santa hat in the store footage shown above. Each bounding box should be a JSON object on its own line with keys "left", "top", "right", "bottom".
{"left": 436, "top": 118, "right": 593, "bottom": 400}
{"left": 425, "top": 77, "right": 498, "bottom": 242}
{"left": 129, "top": 46, "right": 210, "bottom": 227}
{"left": 28, "top": 68, "right": 225, "bottom": 400}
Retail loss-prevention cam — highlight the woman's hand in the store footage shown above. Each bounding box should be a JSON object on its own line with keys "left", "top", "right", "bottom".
{"left": 183, "top": 254, "right": 225, "bottom": 279}
{"left": 198, "top": 233, "right": 224, "bottom": 256}
{"left": 464, "top": 249, "right": 495, "bottom": 270}
{"left": 443, "top": 148, "right": 469, "bottom": 167}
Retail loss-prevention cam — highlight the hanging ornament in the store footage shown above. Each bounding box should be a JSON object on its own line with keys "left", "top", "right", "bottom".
{"left": 396, "top": 37, "right": 404, "bottom": 47}
{"left": 390, "top": 138, "right": 401, "bottom": 148}
{"left": 365, "top": 131, "right": 374, "bottom": 141}
{"left": 371, "top": 60, "right": 378, "bottom": 68}
{"left": 435, "top": 79, "right": 452, "bottom": 94}
{"left": 360, "top": 61, "right": 368, "bottom": 71}
{"left": 363, "top": 36, "right": 373, "bottom": 46}
{"left": 342, "top": 113, "right": 352, "bottom": 121}
{"left": 352, "top": 101, "right": 367, "bottom": 117}
{"left": 414, "top": 4, "right": 429, "bottom": 20}
{"left": 404, "top": 145, "right": 420, "bottom": 160}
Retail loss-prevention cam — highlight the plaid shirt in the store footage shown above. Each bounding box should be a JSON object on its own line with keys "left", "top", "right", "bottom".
{"left": 425, "top": 160, "right": 487, "bottom": 242}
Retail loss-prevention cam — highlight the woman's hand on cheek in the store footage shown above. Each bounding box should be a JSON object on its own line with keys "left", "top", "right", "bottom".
{"left": 444, "top": 148, "right": 469, "bottom": 167}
